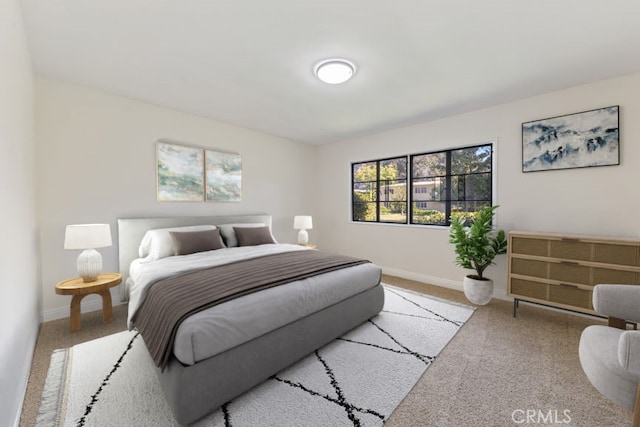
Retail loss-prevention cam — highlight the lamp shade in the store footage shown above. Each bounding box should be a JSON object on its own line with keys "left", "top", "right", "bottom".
{"left": 64, "top": 224, "right": 112, "bottom": 250}
{"left": 293, "top": 216, "right": 313, "bottom": 230}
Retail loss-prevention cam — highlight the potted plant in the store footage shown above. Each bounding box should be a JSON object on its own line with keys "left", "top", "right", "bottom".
{"left": 448, "top": 205, "right": 507, "bottom": 305}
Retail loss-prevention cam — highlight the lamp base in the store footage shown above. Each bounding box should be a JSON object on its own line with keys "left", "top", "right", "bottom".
{"left": 77, "top": 248, "right": 102, "bottom": 282}
{"left": 297, "top": 229, "right": 309, "bottom": 245}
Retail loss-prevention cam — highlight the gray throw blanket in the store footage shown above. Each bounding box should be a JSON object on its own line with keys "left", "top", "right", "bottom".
{"left": 132, "top": 250, "right": 371, "bottom": 370}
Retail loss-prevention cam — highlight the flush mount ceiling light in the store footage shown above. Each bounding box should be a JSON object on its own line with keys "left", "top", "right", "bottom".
{"left": 314, "top": 59, "right": 356, "bottom": 84}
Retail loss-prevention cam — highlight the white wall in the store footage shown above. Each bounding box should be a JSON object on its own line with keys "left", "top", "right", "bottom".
{"left": 0, "top": 0, "right": 37, "bottom": 425}
{"left": 315, "top": 72, "right": 640, "bottom": 298}
{"left": 35, "top": 77, "right": 316, "bottom": 319}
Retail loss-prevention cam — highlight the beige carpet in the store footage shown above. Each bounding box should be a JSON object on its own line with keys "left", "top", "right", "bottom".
{"left": 21, "top": 276, "right": 631, "bottom": 426}
{"left": 20, "top": 304, "right": 129, "bottom": 427}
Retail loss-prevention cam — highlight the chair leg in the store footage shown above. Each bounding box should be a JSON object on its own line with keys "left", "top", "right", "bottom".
{"left": 634, "top": 378, "right": 640, "bottom": 427}
{"left": 610, "top": 316, "right": 627, "bottom": 330}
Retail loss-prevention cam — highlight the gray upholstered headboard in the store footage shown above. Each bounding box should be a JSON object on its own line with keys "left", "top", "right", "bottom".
{"left": 117, "top": 213, "right": 272, "bottom": 300}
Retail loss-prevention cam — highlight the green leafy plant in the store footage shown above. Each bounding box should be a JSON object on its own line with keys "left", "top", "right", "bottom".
{"left": 448, "top": 205, "right": 507, "bottom": 280}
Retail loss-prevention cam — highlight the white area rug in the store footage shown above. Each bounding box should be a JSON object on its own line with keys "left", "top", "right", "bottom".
{"left": 36, "top": 286, "right": 474, "bottom": 426}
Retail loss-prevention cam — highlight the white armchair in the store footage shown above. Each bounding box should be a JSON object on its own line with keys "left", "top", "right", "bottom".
{"left": 579, "top": 284, "right": 640, "bottom": 427}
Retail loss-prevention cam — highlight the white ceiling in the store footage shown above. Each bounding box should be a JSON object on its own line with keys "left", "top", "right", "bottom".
{"left": 20, "top": 1, "right": 640, "bottom": 144}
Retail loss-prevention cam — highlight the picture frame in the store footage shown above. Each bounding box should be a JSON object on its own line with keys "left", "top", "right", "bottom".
{"left": 205, "top": 150, "right": 242, "bottom": 202}
{"left": 156, "top": 142, "right": 205, "bottom": 201}
{"left": 522, "top": 106, "right": 619, "bottom": 173}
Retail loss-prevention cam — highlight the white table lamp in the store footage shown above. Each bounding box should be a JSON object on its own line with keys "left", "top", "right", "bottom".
{"left": 293, "top": 215, "right": 313, "bottom": 245}
{"left": 64, "top": 224, "right": 112, "bottom": 282}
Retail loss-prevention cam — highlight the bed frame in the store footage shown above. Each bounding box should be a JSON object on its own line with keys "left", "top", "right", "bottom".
{"left": 117, "top": 214, "right": 385, "bottom": 425}
{"left": 117, "top": 213, "right": 273, "bottom": 301}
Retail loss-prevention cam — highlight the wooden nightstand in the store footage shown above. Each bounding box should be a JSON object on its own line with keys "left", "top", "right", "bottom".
{"left": 55, "top": 273, "right": 122, "bottom": 332}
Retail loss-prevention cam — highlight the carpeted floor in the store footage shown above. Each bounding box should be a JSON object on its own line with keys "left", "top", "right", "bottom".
{"left": 36, "top": 287, "right": 473, "bottom": 426}
{"left": 20, "top": 303, "right": 129, "bottom": 427}
{"left": 20, "top": 275, "right": 632, "bottom": 426}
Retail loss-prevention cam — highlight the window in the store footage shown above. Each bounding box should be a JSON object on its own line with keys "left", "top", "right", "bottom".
{"left": 411, "top": 144, "right": 493, "bottom": 226}
{"left": 352, "top": 143, "right": 493, "bottom": 226}
{"left": 352, "top": 157, "right": 407, "bottom": 223}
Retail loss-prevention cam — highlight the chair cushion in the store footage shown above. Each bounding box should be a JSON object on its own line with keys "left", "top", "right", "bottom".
{"left": 619, "top": 331, "right": 640, "bottom": 376}
{"left": 579, "top": 325, "right": 639, "bottom": 411}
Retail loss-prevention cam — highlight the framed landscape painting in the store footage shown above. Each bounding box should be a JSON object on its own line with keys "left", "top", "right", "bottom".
{"left": 156, "top": 142, "right": 204, "bottom": 201}
{"left": 205, "top": 150, "right": 242, "bottom": 202}
{"left": 522, "top": 106, "right": 619, "bottom": 173}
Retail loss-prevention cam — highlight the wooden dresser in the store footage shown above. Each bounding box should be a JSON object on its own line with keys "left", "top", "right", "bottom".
{"left": 508, "top": 231, "right": 640, "bottom": 316}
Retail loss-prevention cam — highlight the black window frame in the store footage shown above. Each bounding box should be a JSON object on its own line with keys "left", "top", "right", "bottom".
{"left": 351, "top": 142, "right": 494, "bottom": 227}
{"left": 351, "top": 156, "right": 408, "bottom": 224}
{"left": 410, "top": 143, "right": 493, "bottom": 226}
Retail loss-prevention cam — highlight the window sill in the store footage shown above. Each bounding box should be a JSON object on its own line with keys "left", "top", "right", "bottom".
{"left": 349, "top": 221, "right": 450, "bottom": 230}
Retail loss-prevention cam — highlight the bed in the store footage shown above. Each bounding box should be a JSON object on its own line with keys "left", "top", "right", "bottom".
{"left": 117, "top": 213, "right": 384, "bottom": 425}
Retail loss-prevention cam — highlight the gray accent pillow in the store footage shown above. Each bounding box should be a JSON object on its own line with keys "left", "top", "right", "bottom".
{"left": 139, "top": 225, "right": 217, "bottom": 259}
{"left": 234, "top": 226, "right": 276, "bottom": 246}
{"left": 217, "top": 223, "right": 267, "bottom": 247}
{"left": 170, "top": 229, "right": 226, "bottom": 255}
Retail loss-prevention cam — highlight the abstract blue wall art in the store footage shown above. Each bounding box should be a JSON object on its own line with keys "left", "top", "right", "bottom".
{"left": 522, "top": 106, "right": 619, "bottom": 173}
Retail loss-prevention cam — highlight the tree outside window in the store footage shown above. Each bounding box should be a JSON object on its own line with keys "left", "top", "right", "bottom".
{"left": 352, "top": 143, "right": 493, "bottom": 226}
{"left": 411, "top": 144, "right": 492, "bottom": 225}
{"left": 352, "top": 157, "right": 407, "bottom": 223}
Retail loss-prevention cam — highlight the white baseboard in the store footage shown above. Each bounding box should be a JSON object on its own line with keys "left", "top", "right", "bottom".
{"left": 41, "top": 298, "right": 126, "bottom": 323}
{"left": 12, "top": 319, "right": 38, "bottom": 427}
{"left": 381, "top": 266, "right": 510, "bottom": 301}
{"left": 380, "top": 267, "right": 609, "bottom": 321}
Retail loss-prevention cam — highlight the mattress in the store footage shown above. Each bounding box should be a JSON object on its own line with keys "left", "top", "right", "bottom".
{"left": 127, "top": 243, "right": 382, "bottom": 365}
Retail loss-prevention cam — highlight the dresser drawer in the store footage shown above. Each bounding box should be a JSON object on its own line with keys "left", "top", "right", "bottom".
{"left": 592, "top": 243, "right": 640, "bottom": 266}
{"left": 549, "top": 240, "right": 590, "bottom": 262}
{"left": 508, "top": 231, "right": 640, "bottom": 317}
{"left": 511, "top": 258, "right": 547, "bottom": 278}
{"left": 511, "top": 237, "right": 548, "bottom": 257}
{"left": 510, "top": 278, "right": 548, "bottom": 301}
{"left": 592, "top": 267, "right": 639, "bottom": 285}
{"left": 548, "top": 285, "right": 592, "bottom": 310}
{"left": 549, "top": 262, "right": 590, "bottom": 285}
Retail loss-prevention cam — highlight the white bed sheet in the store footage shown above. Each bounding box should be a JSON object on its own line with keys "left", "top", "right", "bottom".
{"left": 127, "top": 244, "right": 381, "bottom": 365}
{"left": 127, "top": 244, "right": 308, "bottom": 326}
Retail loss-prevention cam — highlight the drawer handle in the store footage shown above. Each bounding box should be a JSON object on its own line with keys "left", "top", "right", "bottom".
{"left": 560, "top": 283, "right": 579, "bottom": 288}
{"left": 560, "top": 260, "right": 580, "bottom": 265}
{"left": 561, "top": 237, "right": 581, "bottom": 242}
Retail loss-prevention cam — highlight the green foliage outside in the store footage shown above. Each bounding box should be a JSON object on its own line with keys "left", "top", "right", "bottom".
{"left": 413, "top": 145, "right": 491, "bottom": 177}
{"left": 353, "top": 148, "right": 492, "bottom": 225}
{"left": 412, "top": 209, "right": 479, "bottom": 225}
{"left": 353, "top": 193, "right": 376, "bottom": 221}
{"left": 354, "top": 163, "right": 400, "bottom": 181}
{"left": 353, "top": 161, "right": 406, "bottom": 221}
{"left": 412, "top": 209, "right": 446, "bottom": 224}
{"left": 450, "top": 210, "right": 479, "bottom": 224}
{"left": 413, "top": 145, "right": 492, "bottom": 205}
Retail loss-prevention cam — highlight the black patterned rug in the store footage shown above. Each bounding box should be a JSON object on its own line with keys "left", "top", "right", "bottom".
{"left": 36, "top": 286, "right": 474, "bottom": 426}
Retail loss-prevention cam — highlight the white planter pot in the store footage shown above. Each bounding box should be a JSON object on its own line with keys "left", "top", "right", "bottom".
{"left": 463, "top": 276, "right": 494, "bottom": 305}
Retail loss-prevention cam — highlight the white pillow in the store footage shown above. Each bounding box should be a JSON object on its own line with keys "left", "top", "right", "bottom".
{"left": 217, "top": 223, "right": 277, "bottom": 247}
{"left": 138, "top": 225, "right": 217, "bottom": 260}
